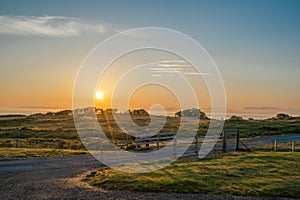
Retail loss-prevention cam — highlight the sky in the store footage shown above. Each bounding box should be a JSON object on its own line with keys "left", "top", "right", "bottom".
{"left": 0, "top": 0, "right": 300, "bottom": 118}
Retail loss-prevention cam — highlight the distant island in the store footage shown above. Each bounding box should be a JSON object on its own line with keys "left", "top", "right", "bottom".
{"left": 1, "top": 107, "right": 299, "bottom": 122}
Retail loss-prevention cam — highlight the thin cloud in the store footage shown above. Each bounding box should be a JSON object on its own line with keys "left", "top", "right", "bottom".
{"left": 153, "top": 71, "right": 179, "bottom": 73}
{"left": 0, "top": 15, "right": 108, "bottom": 37}
{"left": 159, "top": 64, "right": 191, "bottom": 67}
{"left": 183, "top": 72, "right": 210, "bottom": 75}
{"left": 159, "top": 60, "right": 189, "bottom": 64}
{"left": 149, "top": 67, "right": 184, "bottom": 71}
{"left": 149, "top": 65, "right": 209, "bottom": 76}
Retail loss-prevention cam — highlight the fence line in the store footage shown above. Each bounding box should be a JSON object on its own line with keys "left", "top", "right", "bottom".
{"left": 2, "top": 130, "right": 299, "bottom": 156}
{"left": 134, "top": 130, "right": 299, "bottom": 157}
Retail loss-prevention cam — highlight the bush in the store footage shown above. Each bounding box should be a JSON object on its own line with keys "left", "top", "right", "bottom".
{"left": 228, "top": 115, "right": 243, "bottom": 121}
{"left": 276, "top": 113, "right": 290, "bottom": 120}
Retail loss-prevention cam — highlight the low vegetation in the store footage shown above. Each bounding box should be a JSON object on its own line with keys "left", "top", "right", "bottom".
{"left": 0, "top": 109, "right": 299, "bottom": 158}
{"left": 222, "top": 119, "right": 299, "bottom": 138}
{"left": 85, "top": 151, "right": 300, "bottom": 198}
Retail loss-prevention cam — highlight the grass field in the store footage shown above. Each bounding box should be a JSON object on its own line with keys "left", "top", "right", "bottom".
{"left": 85, "top": 151, "right": 300, "bottom": 198}
{"left": 0, "top": 110, "right": 299, "bottom": 158}
{"left": 224, "top": 118, "right": 300, "bottom": 138}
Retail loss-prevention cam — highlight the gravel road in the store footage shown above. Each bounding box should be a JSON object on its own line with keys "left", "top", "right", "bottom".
{"left": 0, "top": 155, "right": 298, "bottom": 200}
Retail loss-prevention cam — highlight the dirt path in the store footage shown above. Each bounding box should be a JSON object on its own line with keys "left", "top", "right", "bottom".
{"left": 0, "top": 155, "right": 101, "bottom": 199}
{"left": 0, "top": 155, "right": 298, "bottom": 200}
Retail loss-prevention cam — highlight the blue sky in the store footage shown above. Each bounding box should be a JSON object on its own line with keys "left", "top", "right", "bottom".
{"left": 0, "top": 0, "right": 299, "bottom": 117}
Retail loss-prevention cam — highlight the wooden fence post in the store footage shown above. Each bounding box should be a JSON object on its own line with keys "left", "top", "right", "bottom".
{"left": 145, "top": 139, "right": 149, "bottom": 149}
{"left": 173, "top": 137, "right": 177, "bottom": 158}
{"left": 292, "top": 142, "right": 295, "bottom": 152}
{"left": 195, "top": 136, "right": 199, "bottom": 156}
{"left": 125, "top": 134, "right": 128, "bottom": 149}
{"left": 135, "top": 139, "right": 138, "bottom": 150}
{"left": 58, "top": 141, "right": 62, "bottom": 149}
{"left": 15, "top": 139, "right": 19, "bottom": 148}
{"left": 274, "top": 139, "right": 277, "bottom": 152}
{"left": 235, "top": 130, "right": 240, "bottom": 151}
{"left": 156, "top": 134, "right": 159, "bottom": 150}
{"left": 223, "top": 129, "right": 227, "bottom": 153}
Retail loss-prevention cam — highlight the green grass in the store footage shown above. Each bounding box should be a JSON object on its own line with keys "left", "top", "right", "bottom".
{"left": 223, "top": 118, "right": 300, "bottom": 138}
{"left": 85, "top": 152, "right": 300, "bottom": 198}
{"left": 0, "top": 112, "right": 299, "bottom": 158}
{"left": 251, "top": 141, "right": 300, "bottom": 152}
{"left": 0, "top": 147, "right": 88, "bottom": 158}
{"left": 0, "top": 138, "right": 85, "bottom": 149}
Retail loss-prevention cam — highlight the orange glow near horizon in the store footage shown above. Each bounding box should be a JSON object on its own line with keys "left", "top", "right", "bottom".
{"left": 129, "top": 84, "right": 180, "bottom": 115}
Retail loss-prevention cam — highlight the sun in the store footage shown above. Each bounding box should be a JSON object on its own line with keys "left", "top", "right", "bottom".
{"left": 95, "top": 91, "right": 104, "bottom": 99}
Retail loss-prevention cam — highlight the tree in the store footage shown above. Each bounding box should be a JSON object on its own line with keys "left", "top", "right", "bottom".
{"left": 229, "top": 115, "right": 243, "bottom": 121}
{"left": 175, "top": 108, "right": 209, "bottom": 119}
{"left": 276, "top": 113, "right": 290, "bottom": 120}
